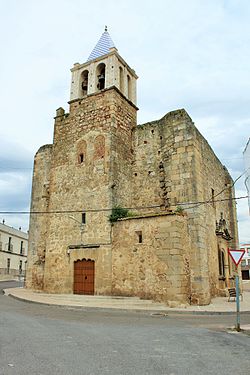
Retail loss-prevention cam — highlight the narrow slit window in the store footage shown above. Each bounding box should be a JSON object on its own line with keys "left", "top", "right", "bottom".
{"left": 79, "top": 153, "right": 84, "bottom": 164}
{"left": 211, "top": 188, "right": 215, "bottom": 207}
{"left": 82, "top": 213, "right": 86, "bottom": 224}
{"left": 20, "top": 241, "right": 23, "bottom": 255}
{"left": 8, "top": 237, "right": 12, "bottom": 251}
{"left": 136, "top": 231, "right": 143, "bottom": 243}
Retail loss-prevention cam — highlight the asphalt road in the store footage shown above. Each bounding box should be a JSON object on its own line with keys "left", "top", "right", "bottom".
{"left": 0, "top": 281, "right": 250, "bottom": 375}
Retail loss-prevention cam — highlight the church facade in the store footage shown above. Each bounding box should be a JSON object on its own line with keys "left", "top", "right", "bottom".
{"left": 26, "top": 29, "right": 239, "bottom": 306}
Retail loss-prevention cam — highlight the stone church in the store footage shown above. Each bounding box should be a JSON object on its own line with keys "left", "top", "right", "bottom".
{"left": 26, "top": 28, "right": 239, "bottom": 306}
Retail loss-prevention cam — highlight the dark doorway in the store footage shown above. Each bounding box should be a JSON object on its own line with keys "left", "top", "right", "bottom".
{"left": 74, "top": 259, "right": 95, "bottom": 295}
{"left": 242, "top": 270, "right": 250, "bottom": 280}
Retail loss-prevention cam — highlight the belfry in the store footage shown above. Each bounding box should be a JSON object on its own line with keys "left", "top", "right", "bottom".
{"left": 70, "top": 27, "right": 137, "bottom": 104}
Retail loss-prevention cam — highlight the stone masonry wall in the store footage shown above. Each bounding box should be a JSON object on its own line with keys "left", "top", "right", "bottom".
{"left": 26, "top": 145, "right": 52, "bottom": 290}
{"left": 38, "top": 87, "right": 137, "bottom": 293}
{"left": 111, "top": 213, "right": 191, "bottom": 305}
{"left": 132, "top": 110, "right": 197, "bottom": 211}
{"left": 26, "top": 86, "right": 238, "bottom": 305}
{"left": 193, "top": 130, "right": 238, "bottom": 296}
{"left": 131, "top": 109, "right": 238, "bottom": 304}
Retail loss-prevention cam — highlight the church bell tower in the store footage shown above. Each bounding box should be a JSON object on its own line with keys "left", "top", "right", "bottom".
{"left": 26, "top": 27, "right": 138, "bottom": 294}
{"left": 70, "top": 26, "right": 137, "bottom": 105}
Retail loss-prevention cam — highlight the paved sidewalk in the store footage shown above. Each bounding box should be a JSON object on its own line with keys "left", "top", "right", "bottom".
{"left": 3, "top": 286, "right": 250, "bottom": 314}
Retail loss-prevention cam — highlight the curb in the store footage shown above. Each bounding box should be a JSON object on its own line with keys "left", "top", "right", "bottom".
{"left": 4, "top": 290, "right": 250, "bottom": 316}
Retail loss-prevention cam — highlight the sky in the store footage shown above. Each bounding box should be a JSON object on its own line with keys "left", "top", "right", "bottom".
{"left": 0, "top": 0, "right": 249, "bottom": 242}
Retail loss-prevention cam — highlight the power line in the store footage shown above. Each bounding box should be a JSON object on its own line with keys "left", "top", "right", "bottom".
{"left": 0, "top": 196, "right": 248, "bottom": 215}
{"left": 182, "top": 167, "right": 250, "bottom": 210}
{"left": 0, "top": 204, "right": 161, "bottom": 215}
{"left": 178, "top": 195, "right": 249, "bottom": 209}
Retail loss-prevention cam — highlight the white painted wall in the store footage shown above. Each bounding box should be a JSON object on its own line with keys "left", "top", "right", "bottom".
{"left": 0, "top": 223, "right": 28, "bottom": 277}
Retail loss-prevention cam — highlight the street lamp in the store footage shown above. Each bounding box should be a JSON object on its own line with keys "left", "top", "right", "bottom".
{"left": 69, "top": 215, "right": 85, "bottom": 244}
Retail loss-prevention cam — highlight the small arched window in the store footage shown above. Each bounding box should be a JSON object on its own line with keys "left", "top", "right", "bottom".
{"left": 77, "top": 140, "right": 87, "bottom": 165}
{"left": 96, "top": 63, "right": 106, "bottom": 90}
{"left": 81, "top": 70, "right": 89, "bottom": 96}
{"left": 79, "top": 153, "right": 84, "bottom": 164}
{"left": 218, "top": 248, "right": 225, "bottom": 277}
{"left": 119, "top": 67, "right": 124, "bottom": 93}
{"left": 127, "top": 75, "right": 132, "bottom": 100}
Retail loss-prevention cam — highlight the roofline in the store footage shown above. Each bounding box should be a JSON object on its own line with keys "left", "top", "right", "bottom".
{"left": 71, "top": 49, "right": 138, "bottom": 79}
{"left": 68, "top": 85, "right": 139, "bottom": 110}
{"left": 0, "top": 223, "right": 28, "bottom": 239}
{"left": 116, "top": 211, "right": 178, "bottom": 221}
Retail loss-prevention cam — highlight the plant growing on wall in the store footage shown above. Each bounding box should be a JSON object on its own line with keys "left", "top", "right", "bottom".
{"left": 175, "top": 206, "right": 185, "bottom": 214}
{"left": 109, "top": 206, "right": 131, "bottom": 222}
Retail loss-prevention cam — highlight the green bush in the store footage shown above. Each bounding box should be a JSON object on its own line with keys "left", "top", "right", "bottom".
{"left": 175, "top": 206, "right": 184, "bottom": 214}
{"left": 109, "top": 206, "right": 130, "bottom": 222}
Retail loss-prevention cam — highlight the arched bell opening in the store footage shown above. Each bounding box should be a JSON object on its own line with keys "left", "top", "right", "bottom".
{"left": 127, "top": 74, "right": 132, "bottom": 100}
{"left": 96, "top": 63, "right": 106, "bottom": 91}
{"left": 119, "top": 66, "right": 124, "bottom": 94}
{"left": 81, "top": 70, "right": 89, "bottom": 96}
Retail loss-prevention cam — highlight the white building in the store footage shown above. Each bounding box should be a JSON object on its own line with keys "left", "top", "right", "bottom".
{"left": 241, "top": 243, "right": 250, "bottom": 280}
{"left": 243, "top": 138, "right": 250, "bottom": 213}
{"left": 0, "top": 221, "right": 28, "bottom": 279}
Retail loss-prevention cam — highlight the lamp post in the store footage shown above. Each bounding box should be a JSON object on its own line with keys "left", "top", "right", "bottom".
{"left": 69, "top": 215, "right": 84, "bottom": 244}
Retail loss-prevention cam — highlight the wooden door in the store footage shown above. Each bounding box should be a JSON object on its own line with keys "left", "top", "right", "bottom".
{"left": 74, "top": 259, "right": 95, "bottom": 295}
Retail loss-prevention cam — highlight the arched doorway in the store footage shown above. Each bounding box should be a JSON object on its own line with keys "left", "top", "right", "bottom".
{"left": 74, "top": 259, "right": 95, "bottom": 295}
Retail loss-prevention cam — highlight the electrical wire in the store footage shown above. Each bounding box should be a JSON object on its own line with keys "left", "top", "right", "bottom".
{"left": 0, "top": 196, "right": 248, "bottom": 215}
{"left": 179, "top": 166, "right": 250, "bottom": 210}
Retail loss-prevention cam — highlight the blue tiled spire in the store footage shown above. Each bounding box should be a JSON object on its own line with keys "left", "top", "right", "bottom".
{"left": 87, "top": 26, "right": 116, "bottom": 62}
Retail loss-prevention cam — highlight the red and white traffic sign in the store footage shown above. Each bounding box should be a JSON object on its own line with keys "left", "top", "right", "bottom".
{"left": 228, "top": 248, "right": 245, "bottom": 267}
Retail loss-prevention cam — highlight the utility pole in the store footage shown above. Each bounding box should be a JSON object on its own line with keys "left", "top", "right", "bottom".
{"left": 228, "top": 248, "right": 245, "bottom": 332}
